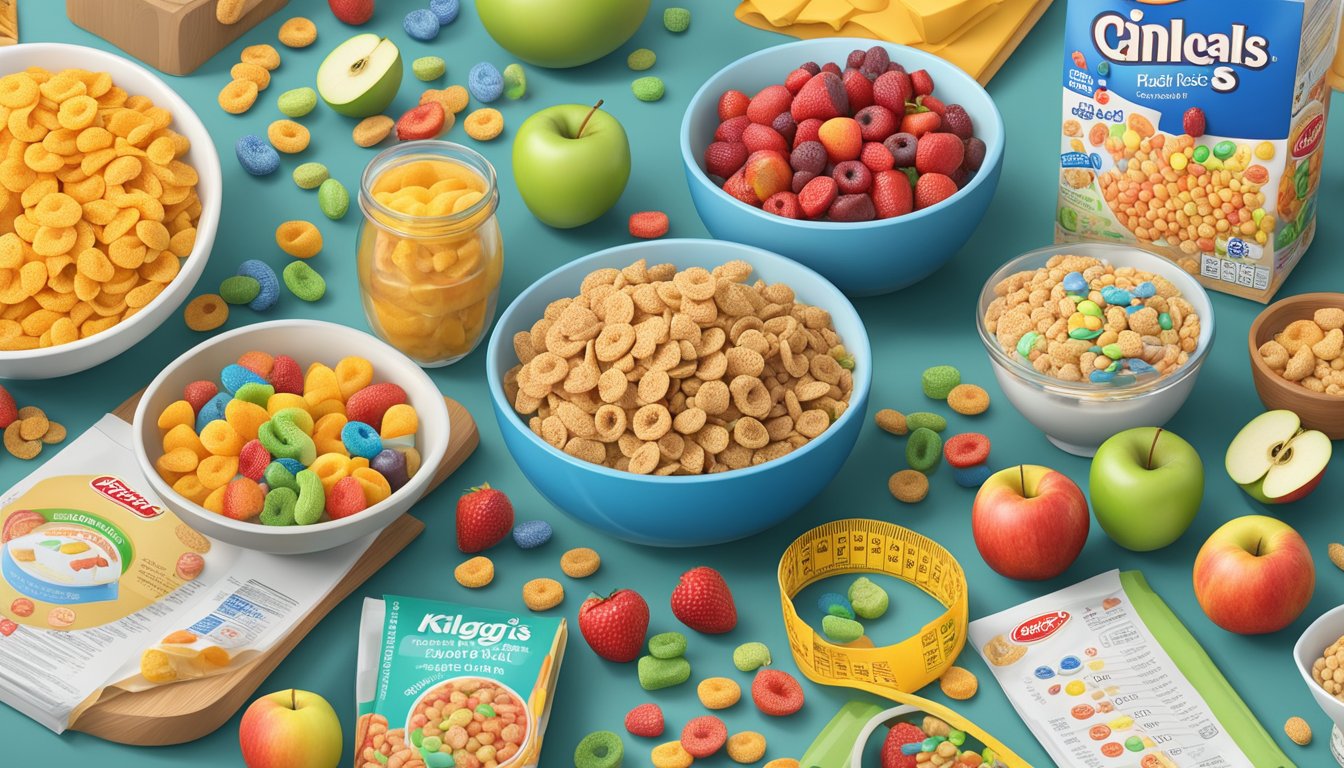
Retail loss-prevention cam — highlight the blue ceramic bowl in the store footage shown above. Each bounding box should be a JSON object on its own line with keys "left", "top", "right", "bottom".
{"left": 485, "top": 239, "right": 872, "bottom": 547}
{"left": 680, "top": 39, "right": 1004, "bottom": 298}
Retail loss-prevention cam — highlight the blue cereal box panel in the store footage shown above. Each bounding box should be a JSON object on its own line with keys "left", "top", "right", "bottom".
{"left": 1054, "top": 0, "right": 1344, "bottom": 301}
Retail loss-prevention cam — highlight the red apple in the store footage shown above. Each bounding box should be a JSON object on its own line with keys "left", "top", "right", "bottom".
{"left": 239, "top": 689, "right": 343, "bottom": 768}
{"left": 972, "top": 465, "right": 1089, "bottom": 581}
{"left": 1192, "top": 514, "right": 1314, "bottom": 634}
{"left": 1224, "top": 410, "right": 1330, "bottom": 504}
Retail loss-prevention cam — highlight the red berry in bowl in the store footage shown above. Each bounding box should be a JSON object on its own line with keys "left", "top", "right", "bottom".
{"left": 833, "top": 160, "right": 872, "bottom": 194}
{"left": 747, "top": 84, "right": 792, "bottom": 125}
{"left": 798, "top": 60, "right": 820, "bottom": 75}
{"left": 941, "top": 103, "right": 973, "bottom": 139}
{"left": 742, "top": 123, "right": 788, "bottom": 154}
{"left": 763, "top": 191, "right": 802, "bottom": 218}
{"left": 871, "top": 169, "right": 913, "bottom": 219}
{"left": 791, "top": 71, "right": 848, "bottom": 122}
{"left": 829, "top": 193, "right": 875, "bottom": 221}
{"left": 790, "top": 140, "right": 828, "bottom": 174}
{"left": 715, "top": 115, "right": 750, "bottom": 143}
{"left": 872, "top": 70, "right": 910, "bottom": 113}
{"left": 794, "top": 118, "right": 822, "bottom": 147}
{"left": 744, "top": 150, "right": 792, "bottom": 201}
{"left": 854, "top": 104, "right": 897, "bottom": 142}
{"left": 820, "top": 61, "right": 841, "bottom": 76}
{"left": 964, "top": 136, "right": 987, "bottom": 172}
{"left": 704, "top": 141, "right": 748, "bottom": 179}
{"left": 900, "top": 111, "right": 942, "bottom": 138}
{"left": 790, "top": 170, "right": 816, "bottom": 193}
{"left": 859, "top": 141, "right": 894, "bottom": 173}
{"left": 718, "top": 89, "right": 749, "bottom": 121}
{"left": 859, "top": 45, "right": 890, "bottom": 80}
{"left": 797, "top": 175, "right": 838, "bottom": 218}
{"left": 723, "top": 168, "right": 760, "bottom": 206}
{"left": 818, "top": 116, "right": 862, "bottom": 162}
{"left": 915, "top": 132, "right": 964, "bottom": 175}
{"left": 914, "top": 172, "right": 959, "bottom": 209}
{"left": 1183, "top": 106, "right": 1206, "bottom": 137}
{"left": 845, "top": 49, "right": 866, "bottom": 70}
{"left": 771, "top": 112, "right": 797, "bottom": 145}
{"left": 784, "top": 67, "right": 813, "bottom": 94}
{"left": 910, "top": 69, "right": 934, "bottom": 96}
{"left": 883, "top": 132, "right": 917, "bottom": 167}
{"left": 842, "top": 69, "right": 874, "bottom": 112}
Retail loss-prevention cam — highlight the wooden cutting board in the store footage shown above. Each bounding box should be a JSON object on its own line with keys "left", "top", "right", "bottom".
{"left": 67, "top": 390, "right": 479, "bottom": 746}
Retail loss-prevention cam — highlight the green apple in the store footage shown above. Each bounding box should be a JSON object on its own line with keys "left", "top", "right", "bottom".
{"left": 512, "top": 101, "right": 630, "bottom": 229}
{"left": 238, "top": 689, "right": 342, "bottom": 768}
{"left": 1089, "top": 427, "right": 1204, "bottom": 551}
{"left": 476, "top": 0, "right": 650, "bottom": 68}
{"left": 317, "top": 34, "right": 402, "bottom": 118}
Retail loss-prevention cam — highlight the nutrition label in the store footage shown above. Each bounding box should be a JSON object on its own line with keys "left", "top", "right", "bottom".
{"left": 1200, "top": 253, "right": 1271, "bottom": 292}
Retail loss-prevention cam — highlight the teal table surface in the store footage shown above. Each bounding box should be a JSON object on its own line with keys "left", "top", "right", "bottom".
{"left": 4, "top": 1, "right": 1344, "bottom": 766}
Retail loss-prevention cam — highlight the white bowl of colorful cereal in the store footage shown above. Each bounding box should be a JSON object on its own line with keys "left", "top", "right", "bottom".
{"left": 0, "top": 44, "right": 220, "bottom": 379}
{"left": 132, "top": 320, "right": 449, "bottom": 554}
{"left": 401, "top": 677, "right": 531, "bottom": 767}
{"left": 977, "top": 243, "right": 1214, "bottom": 456}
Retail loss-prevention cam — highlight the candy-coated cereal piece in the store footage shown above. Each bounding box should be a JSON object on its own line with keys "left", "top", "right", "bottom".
{"left": 184, "top": 294, "right": 228, "bottom": 331}
{"left": 454, "top": 555, "right": 494, "bottom": 587}
{"left": 396, "top": 102, "right": 446, "bottom": 141}
{"left": 727, "top": 731, "right": 767, "bottom": 764}
{"left": 751, "top": 668, "right": 804, "bottom": 716}
{"left": 697, "top": 677, "right": 741, "bottom": 710}
{"left": 638, "top": 655, "right": 691, "bottom": 690}
{"left": 352, "top": 115, "right": 394, "bottom": 147}
{"left": 463, "top": 107, "right": 504, "bottom": 141}
{"left": 848, "top": 576, "right": 889, "bottom": 619}
{"left": 326, "top": 475, "right": 368, "bottom": 519}
{"left": 277, "top": 17, "right": 317, "bottom": 48}
{"left": 221, "top": 477, "right": 265, "bottom": 520}
{"left": 560, "top": 546, "right": 601, "bottom": 577}
{"left": 652, "top": 741, "right": 695, "bottom": 768}
{"left": 733, "top": 641, "right": 771, "bottom": 671}
{"left": 241, "top": 44, "right": 281, "bottom": 70}
{"left": 158, "top": 400, "right": 195, "bottom": 431}
{"left": 888, "top": 469, "right": 929, "bottom": 503}
{"left": 680, "top": 715, "right": 727, "bottom": 758}
{"left": 574, "top": 731, "right": 624, "bottom": 768}
{"left": 275, "top": 220, "right": 322, "bottom": 259}
{"left": 267, "top": 119, "right": 309, "bottom": 153}
{"left": 522, "top": 577, "right": 564, "bottom": 610}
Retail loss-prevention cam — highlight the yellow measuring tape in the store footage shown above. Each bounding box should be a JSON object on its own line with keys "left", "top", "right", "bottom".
{"left": 778, "top": 519, "right": 1033, "bottom": 767}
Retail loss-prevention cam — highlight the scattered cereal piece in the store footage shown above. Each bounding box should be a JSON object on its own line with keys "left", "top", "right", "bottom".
{"left": 751, "top": 668, "right": 804, "bottom": 716}
{"left": 952, "top": 463, "right": 993, "bottom": 488}
{"left": 1284, "top": 716, "right": 1312, "bottom": 746}
{"left": 236, "top": 260, "right": 280, "bottom": 311}
{"left": 906, "top": 427, "right": 942, "bottom": 472}
{"left": 503, "top": 63, "right": 526, "bottom": 100}
{"left": 818, "top": 592, "right": 854, "bottom": 620}
{"left": 697, "top": 676, "right": 742, "bottom": 710}
{"left": 403, "top": 8, "right": 441, "bottom": 41}
{"left": 282, "top": 261, "right": 326, "bottom": 302}
{"left": 638, "top": 654, "right": 691, "bottom": 690}
{"left": 436, "top": 84, "right": 470, "bottom": 114}
{"left": 627, "top": 48, "right": 656, "bottom": 71}
{"left": 277, "top": 87, "right": 317, "bottom": 117}
{"left": 236, "top": 134, "right": 280, "bottom": 175}
{"left": 267, "top": 119, "right": 310, "bottom": 154}
{"left": 574, "top": 730, "right": 624, "bottom": 768}
{"left": 453, "top": 555, "right": 494, "bottom": 588}
{"left": 42, "top": 423, "right": 67, "bottom": 445}
{"left": 352, "top": 115, "right": 395, "bottom": 147}
{"left": 512, "top": 519, "right": 553, "bottom": 549}
{"left": 184, "top": 294, "right": 228, "bottom": 331}
{"left": 395, "top": 102, "right": 446, "bottom": 141}
{"left": 921, "top": 365, "right": 961, "bottom": 399}
{"left": 4, "top": 421, "right": 41, "bottom": 459}
{"left": 522, "top": 577, "right": 564, "bottom": 610}
{"left": 875, "top": 408, "right": 907, "bottom": 435}
{"left": 216, "top": 0, "right": 245, "bottom": 24}
{"left": 463, "top": 107, "right": 504, "bottom": 141}
{"left": 648, "top": 631, "right": 687, "bottom": 659}
{"left": 632, "top": 75, "right": 665, "bottom": 102}
{"left": 561, "top": 546, "right": 601, "bottom": 577}
{"left": 681, "top": 715, "right": 727, "bottom": 758}
{"left": 906, "top": 412, "right": 946, "bottom": 432}
{"left": 468, "top": 62, "right": 504, "bottom": 103}
{"left": 1330, "top": 543, "right": 1344, "bottom": 571}
{"left": 413, "top": 56, "right": 447, "bottom": 82}
{"left": 629, "top": 211, "right": 669, "bottom": 239}
{"left": 888, "top": 469, "right": 929, "bottom": 503}
{"left": 652, "top": 741, "right": 695, "bottom": 768}
{"left": 277, "top": 16, "right": 318, "bottom": 48}
{"left": 241, "top": 44, "right": 281, "bottom": 70}
{"left": 664, "top": 7, "right": 691, "bottom": 32}
{"left": 822, "top": 614, "right": 864, "bottom": 643}
{"left": 218, "top": 78, "right": 259, "bottom": 114}
{"left": 727, "top": 731, "right": 767, "bottom": 764}
{"left": 140, "top": 648, "right": 178, "bottom": 683}
{"left": 733, "top": 641, "right": 771, "bottom": 671}
{"left": 939, "top": 665, "right": 978, "bottom": 700}
{"left": 947, "top": 383, "right": 990, "bottom": 415}
{"left": 230, "top": 61, "right": 271, "bottom": 90}
{"left": 430, "top": 0, "right": 460, "bottom": 25}
{"left": 220, "top": 276, "right": 261, "bottom": 306}
{"left": 943, "top": 432, "right": 990, "bottom": 468}
{"left": 275, "top": 220, "right": 323, "bottom": 259}
{"left": 765, "top": 760, "right": 801, "bottom": 768}
{"left": 318, "top": 178, "right": 350, "bottom": 220}
{"left": 293, "top": 161, "right": 330, "bottom": 189}
{"left": 848, "top": 576, "right": 888, "bottom": 619}
{"left": 625, "top": 702, "right": 664, "bottom": 738}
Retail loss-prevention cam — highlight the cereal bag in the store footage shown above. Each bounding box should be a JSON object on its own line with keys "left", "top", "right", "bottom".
{"left": 355, "top": 596, "right": 566, "bottom": 768}
{"left": 1055, "top": 0, "right": 1343, "bottom": 301}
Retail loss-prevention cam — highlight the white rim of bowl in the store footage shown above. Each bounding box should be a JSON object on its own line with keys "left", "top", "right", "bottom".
{"left": 678, "top": 38, "right": 1006, "bottom": 229}
{"left": 132, "top": 319, "right": 449, "bottom": 536}
{"left": 975, "top": 243, "right": 1216, "bottom": 400}
{"left": 0, "top": 43, "right": 222, "bottom": 363}
{"left": 485, "top": 238, "right": 873, "bottom": 484}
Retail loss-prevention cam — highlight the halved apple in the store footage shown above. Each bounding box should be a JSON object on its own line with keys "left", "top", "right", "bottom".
{"left": 317, "top": 34, "right": 402, "bottom": 118}
{"left": 1225, "top": 410, "right": 1331, "bottom": 504}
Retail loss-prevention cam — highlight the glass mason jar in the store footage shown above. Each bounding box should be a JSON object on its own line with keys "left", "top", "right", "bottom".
{"left": 356, "top": 141, "right": 503, "bottom": 367}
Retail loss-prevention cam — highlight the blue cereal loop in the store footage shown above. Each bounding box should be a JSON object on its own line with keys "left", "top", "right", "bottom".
{"left": 1062, "top": 272, "right": 1087, "bottom": 293}
{"left": 195, "top": 392, "right": 231, "bottom": 433}
{"left": 1133, "top": 281, "right": 1156, "bottom": 298}
{"left": 817, "top": 592, "right": 854, "bottom": 620}
{"left": 512, "top": 520, "right": 553, "bottom": 549}
{"left": 403, "top": 8, "right": 440, "bottom": 41}
{"left": 341, "top": 420, "right": 383, "bottom": 459}
{"left": 220, "top": 363, "right": 267, "bottom": 394}
{"left": 430, "top": 0, "right": 459, "bottom": 25}
{"left": 235, "top": 134, "right": 279, "bottom": 176}
{"left": 1090, "top": 369, "right": 1117, "bottom": 383}
{"left": 1125, "top": 304, "right": 1142, "bottom": 314}
{"left": 1101, "top": 286, "right": 1132, "bottom": 305}
{"left": 1128, "top": 359, "right": 1155, "bottom": 375}
{"left": 275, "top": 457, "right": 305, "bottom": 474}
{"left": 951, "top": 463, "right": 993, "bottom": 488}
{"left": 236, "top": 260, "right": 280, "bottom": 311}
{"left": 468, "top": 62, "right": 504, "bottom": 103}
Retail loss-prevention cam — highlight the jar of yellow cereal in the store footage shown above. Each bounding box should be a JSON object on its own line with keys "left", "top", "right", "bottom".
{"left": 356, "top": 141, "right": 502, "bottom": 366}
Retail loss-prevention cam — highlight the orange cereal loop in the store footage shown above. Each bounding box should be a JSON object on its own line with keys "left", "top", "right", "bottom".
{"left": 216, "top": 0, "right": 245, "bottom": 24}
{"left": 947, "top": 383, "right": 990, "bottom": 415}
{"left": 352, "top": 115, "right": 394, "bottom": 148}
{"left": 726, "top": 731, "right": 767, "bottom": 764}
{"left": 454, "top": 555, "right": 494, "bottom": 588}
{"left": 888, "top": 469, "right": 928, "bottom": 503}
{"left": 275, "top": 219, "right": 323, "bottom": 258}
{"left": 277, "top": 17, "right": 318, "bottom": 48}
{"left": 4, "top": 421, "right": 41, "bottom": 459}
{"left": 651, "top": 741, "right": 695, "bottom": 768}
{"left": 522, "top": 577, "right": 564, "bottom": 611}
{"left": 0, "top": 73, "right": 38, "bottom": 108}
{"left": 560, "top": 546, "right": 600, "bottom": 578}
{"left": 217, "top": 79, "right": 258, "bottom": 114}
{"left": 440, "top": 85, "right": 470, "bottom": 114}
{"left": 697, "top": 677, "right": 742, "bottom": 710}
{"left": 463, "top": 108, "right": 504, "bottom": 141}
{"left": 230, "top": 62, "right": 271, "bottom": 91}
{"left": 267, "top": 119, "right": 310, "bottom": 154}
{"left": 184, "top": 293, "right": 228, "bottom": 331}
{"left": 241, "top": 44, "right": 282, "bottom": 70}
{"left": 764, "top": 760, "right": 800, "bottom": 768}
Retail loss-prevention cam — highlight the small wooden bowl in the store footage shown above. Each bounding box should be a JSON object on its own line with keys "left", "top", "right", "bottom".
{"left": 1248, "top": 291, "right": 1344, "bottom": 439}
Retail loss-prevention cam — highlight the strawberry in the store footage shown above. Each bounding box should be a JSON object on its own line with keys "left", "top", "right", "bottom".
{"left": 790, "top": 141, "right": 827, "bottom": 174}
{"left": 855, "top": 105, "right": 897, "bottom": 142}
{"left": 881, "top": 722, "right": 928, "bottom": 768}
{"left": 910, "top": 69, "right": 934, "bottom": 96}
{"left": 1183, "top": 106, "right": 1206, "bottom": 137}
{"left": 798, "top": 61, "right": 821, "bottom": 75}
{"left": 715, "top": 115, "right": 751, "bottom": 143}
{"left": 963, "top": 136, "right": 987, "bottom": 172}
{"left": 747, "top": 84, "right": 792, "bottom": 125}
{"left": 859, "top": 46, "right": 890, "bottom": 80}
{"left": 784, "top": 68, "right": 813, "bottom": 95}
{"left": 771, "top": 112, "right": 797, "bottom": 145}
{"left": 871, "top": 71, "right": 910, "bottom": 113}
{"left": 742, "top": 123, "right": 788, "bottom": 154}
{"left": 763, "top": 191, "right": 802, "bottom": 218}
{"left": 718, "top": 89, "right": 750, "bottom": 121}
{"left": 842, "top": 69, "right": 874, "bottom": 112}
{"left": 704, "top": 141, "right": 748, "bottom": 178}
{"left": 744, "top": 150, "right": 792, "bottom": 201}
{"left": 182, "top": 380, "right": 218, "bottom": 414}
{"left": 899, "top": 111, "right": 942, "bottom": 138}
{"left": 268, "top": 354, "right": 303, "bottom": 395}
{"left": 845, "top": 49, "right": 866, "bottom": 70}
{"left": 828, "top": 193, "right": 875, "bottom": 222}
{"left": 793, "top": 118, "right": 822, "bottom": 147}
{"left": 723, "top": 168, "right": 760, "bottom": 206}
{"left": 914, "top": 172, "right": 959, "bottom": 209}
{"left": 915, "top": 132, "right": 964, "bottom": 175}
{"left": 871, "top": 169, "right": 913, "bottom": 219}
{"left": 328, "top": 0, "right": 374, "bottom": 25}
{"left": 790, "top": 170, "right": 817, "bottom": 194}
{"left": 833, "top": 160, "right": 872, "bottom": 195}
{"left": 919, "top": 95, "right": 946, "bottom": 116}
{"left": 456, "top": 483, "right": 514, "bottom": 553}
{"left": 624, "top": 703, "right": 665, "bottom": 738}
{"left": 790, "top": 71, "right": 848, "bottom": 123}
{"left": 670, "top": 566, "right": 737, "bottom": 633}
{"left": 0, "top": 385, "right": 15, "bottom": 429}
{"left": 238, "top": 439, "right": 271, "bottom": 482}
{"left": 797, "top": 175, "right": 837, "bottom": 218}
{"left": 940, "top": 104, "right": 973, "bottom": 139}
{"left": 579, "top": 588, "right": 649, "bottom": 662}
{"left": 859, "top": 141, "right": 895, "bottom": 173}
{"left": 820, "top": 62, "right": 842, "bottom": 76}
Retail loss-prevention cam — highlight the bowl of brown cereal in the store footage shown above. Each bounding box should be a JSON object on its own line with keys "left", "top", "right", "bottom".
{"left": 485, "top": 239, "right": 871, "bottom": 547}
{"left": 1294, "top": 604, "right": 1344, "bottom": 747}
{"left": 0, "top": 44, "right": 221, "bottom": 380}
{"left": 1249, "top": 293, "right": 1344, "bottom": 439}
{"left": 977, "top": 243, "right": 1214, "bottom": 456}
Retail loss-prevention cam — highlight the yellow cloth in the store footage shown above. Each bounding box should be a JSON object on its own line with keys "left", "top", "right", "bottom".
{"left": 735, "top": 0, "right": 1055, "bottom": 84}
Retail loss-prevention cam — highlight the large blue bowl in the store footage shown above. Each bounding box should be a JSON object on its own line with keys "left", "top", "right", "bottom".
{"left": 485, "top": 239, "right": 872, "bottom": 547}
{"left": 680, "top": 39, "right": 1004, "bottom": 298}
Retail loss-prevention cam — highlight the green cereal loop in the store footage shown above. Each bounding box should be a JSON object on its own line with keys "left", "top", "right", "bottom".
{"left": 847, "top": 576, "right": 889, "bottom": 619}
{"left": 906, "top": 427, "right": 942, "bottom": 472}
{"left": 905, "top": 412, "right": 946, "bottom": 432}
{"left": 264, "top": 461, "right": 298, "bottom": 492}
{"left": 294, "top": 469, "right": 325, "bottom": 525}
{"left": 275, "top": 406, "right": 314, "bottom": 433}
{"left": 732, "top": 641, "right": 771, "bottom": 671}
{"left": 626, "top": 48, "right": 655, "bottom": 71}
{"left": 573, "top": 730, "right": 624, "bottom": 768}
{"left": 637, "top": 655, "right": 691, "bottom": 690}
{"left": 276, "top": 86, "right": 318, "bottom": 117}
{"left": 258, "top": 409, "right": 316, "bottom": 464}
{"left": 412, "top": 56, "right": 447, "bottom": 81}
{"left": 648, "top": 631, "right": 687, "bottom": 659}
{"left": 631, "top": 76, "right": 665, "bottom": 102}
{"left": 821, "top": 614, "right": 864, "bottom": 643}
{"left": 663, "top": 6, "right": 690, "bottom": 32}
{"left": 219, "top": 275, "right": 260, "bottom": 305}
{"left": 502, "top": 63, "right": 526, "bottom": 99}
{"left": 474, "top": 703, "right": 495, "bottom": 717}
{"left": 921, "top": 365, "right": 961, "bottom": 399}
{"left": 293, "top": 162, "right": 330, "bottom": 190}
{"left": 318, "top": 178, "right": 350, "bottom": 220}
{"left": 410, "top": 728, "right": 425, "bottom": 748}
{"left": 259, "top": 487, "right": 298, "bottom": 526}
{"left": 282, "top": 261, "right": 327, "bottom": 302}
{"left": 235, "top": 382, "right": 275, "bottom": 407}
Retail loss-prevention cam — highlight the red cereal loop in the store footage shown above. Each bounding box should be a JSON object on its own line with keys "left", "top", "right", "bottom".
{"left": 268, "top": 354, "right": 304, "bottom": 395}
{"left": 679, "top": 715, "right": 727, "bottom": 758}
{"left": 624, "top": 702, "right": 665, "bottom": 738}
{"left": 221, "top": 477, "right": 265, "bottom": 520}
{"left": 629, "top": 211, "right": 670, "bottom": 239}
{"left": 395, "top": 102, "right": 446, "bottom": 141}
{"left": 751, "top": 668, "right": 804, "bottom": 716}
{"left": 942, "top": 432, "right": 990, "bottom": 468}
{"left": 326, "top": 475, "right": 369, "bottom": 519}
{"left": 183, "top": 380, "right": 218, "bottom": 414}
{"left": 346, "top": 383, "right": 408, "bottom": 431}
{"left": 238, "top": 439, "right": 271, "bottom": 481}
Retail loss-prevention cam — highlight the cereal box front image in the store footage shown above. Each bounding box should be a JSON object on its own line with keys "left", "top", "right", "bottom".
{"left": 1055, "top": 0, "right": 1343, "bottom": 301}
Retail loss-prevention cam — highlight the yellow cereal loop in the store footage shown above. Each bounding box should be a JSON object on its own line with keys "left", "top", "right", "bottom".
{"left": 217, "top": 79, "right": 258, "bottom": 114}
{"left": 275, "top": 219, "right": 322, "bottom": 258}
{"left": 32, "top": 193, "right": 81, "bottom": 228}
{"left": 277, "top": 17, "right": 318, "bottom": 48}
{"left": 240, "top": 44, "right": 282, "bottom": 71}
{"left": 522, "top": 577, "right": 564, "bottom": 611}
{"left": 229, "top": 62, "right": 271, "bottom": 92}
{"left": 0, "top": 74, "right": 38, "bottom": 108}
{"left": 697, "top": 677, "right": 742, "bottom": 709}
{"left": 183, "top": 293, "right": 227, "bottom": 331}
{"left": 334, "top": 356, "right": 374, "bottom": 399}
{"left": 197, "top": 454, "right": 239, "bottom": 490}
{"left": 726, "top": 731, "right": 767, "bottom": 764}
{"left": 651, "top": 741, "right": 695, "bottom": 768}
{"left": 267, "top": 119, "right": 310, "bottom": 154}
{"left": 57, "top": 95, "right": 98, "bottom": 130}
{"left": 163, "top": 423, "right": 208, "bottom": 458}
{"left": 463, "top": 108, "right": 504, "bottom": 141}
{"left": 454, "top": 555, "right": 494, "bottom": 588}
{"left": 351, "top": 466, "right": 391, "bottom": 505}
{"left": 140, "top": 649, "right": 178, "bottom": 683}
{"left": 157, "top": 399, "right": 195, "bottom": 431}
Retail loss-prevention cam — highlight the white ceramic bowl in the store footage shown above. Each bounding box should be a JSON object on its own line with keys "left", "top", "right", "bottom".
{"left": 0, "top": 43, "right": 221, "bottom": 380}
{"left": 976, "top": 243, "right": 1215, "bottom": 456}
{"left": 1294, "top": 604, "right": 1344, "bottom": 763}
{"left": 132, "top": 320, "right": 450, "bottom": 554}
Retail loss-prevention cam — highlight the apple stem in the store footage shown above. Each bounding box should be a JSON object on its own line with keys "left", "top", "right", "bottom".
{"left": 576, "top": 100, "right": 604, "bottom": 139}
{"left": 1146, "top": 428, "right": 1163, "bottom": 471}
{"left": 291, "top": 688, "right": 296, "bottom": 710}
{"left": 1018, "top": 464, "right": 1025, "bottom": 496}
{"left": 1253, "top": 538, "right": 1262, "bottom": 557}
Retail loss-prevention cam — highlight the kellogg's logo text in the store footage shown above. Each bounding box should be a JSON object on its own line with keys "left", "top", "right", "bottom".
{"left": 90, "top": 476, "right": 163, "bottom": 519}
{"left": 417, "top": 613, "right": 532, "bottom": 646}
{"left": 1011, "top": 611, "right": 1071, "bottom": 643}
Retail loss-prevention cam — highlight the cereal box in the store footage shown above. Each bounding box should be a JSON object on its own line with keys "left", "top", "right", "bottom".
{"left": 970, "top": 570, "right": 1293, "bottom": 767}
{"left": 1055, "top": 0, "right": 1343, "bottom": 301}
{"left": 354, "top": 596, "right": 566, "bottom": 768}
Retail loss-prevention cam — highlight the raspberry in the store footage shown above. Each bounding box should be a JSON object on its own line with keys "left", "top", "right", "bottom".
{"left": 718, "top": 89, "right": 749, "bottom": 121}
{"left": 268, "top": 355, "right": 303, "bottom": 395}
{"left": 794, "top": 118, "right": 822, "bottom": 147}
{"left": 860, "top": 46, "right": 890, "bottom": 80}
{"left": 842, "top": 69, "right": 874, "bottom": 111}
{"left": 943, "top": 432, "right": 990, "bottom": 468}
{"left": 784, "top": 67, "right": 813, "bottom": 94}
{"left": 345, "top": 382, "right": 408, "bottom": 431}
{"left": 790, "top": 170, "right": 816, "bottom": 193}
{"left": 845, "top": 49, "right": 866, "bottom": 70}
{"left": 964, "top": 136, "right": 987, "bottom": 172}
{"left": 715, "top": 115, "right": 751, "bottom": 143}
{"left": 798, "top": 60, "right": 821, "bottom": 75}
{"left": 871, "top": 169, "right": 913, "bottom": 219}
{"left": 941, "top": 104, "right": 974, "bottom": 139}
{"left": 910, "top": 69, "right": 934, "bottom": 96}
{"left": 751, "top": 669, "right": 805, "bottom": 716}
{"left": 797, "top": 175, "right": 837, "bottom": 218}
{"left": 855, "top": 104, "right": 897, "bottom": 142}
{"left": 872, "top": 71, "right": 910, "bottom": 113}
{"left": 919, "top": 95, "right": 946, "bottom": 116}
{"left": 790, "top": 141, "right": 828, "bottom": 174}
{"left": 900, "top": 111, "right": 942, "bottom": 138}
{"left": 723, "top": 168, "right": 759, "bottom": 205}
{"left": 884, "top": 132, "right": 917, "bottom": 167}
{"left": 704, "top": 141, "right": 748, "bottom": 178}
{"left": 881, "top": 722, "right": 928, "bottom": 768}
{"left": 742, "top": 123, "right": 788, "bottom": 154}
{"left": 915, "top": 132, "right": 964, "bottom": 175}
{"left": 1183, "top": 106, "right": 1206, "bottom": 137}
{"left": 221, "top": 477, "right": 265, "bottom": 521}
{"left": 747, "top": 84, "right": 792, "bottom": 125}
{"left": 820, "top": 62, "right": 841, "bottom": 76}
{"left": 183, "top": 380, "right": 219, "bottom": 414}
{"left": 680, "top": 716, "right": 728, "bottom": 758}
{"left": 238, "top": 439, "right": 271, "bottom": 481}
{"left": 326, "top": 475, "right": 368, "bottom": 519}
{"left": 859, "top": 141, "right": 894, "bottom": 173}
{"left": 791, "top": 71, "right": 848, "bottom": 123}
{"left": 828, "top": 193, "right": 875, "bottom": 222}
{"left": 629, "top": 211, "right": 670, "bottom": 239}
{"left": 833, "top": 160, "right": 872, "bottom": 194}
{"left": 771, "top": 112, "right": 797, "bottom": 145}
{"left": 624, "top": 703, "right": 664, "bottom": 738}
{"left": 914, "top": 172, "right": 959, "bottom": 209}
{"left": 762, "top": 191, "right": 802, "bottom": 218}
